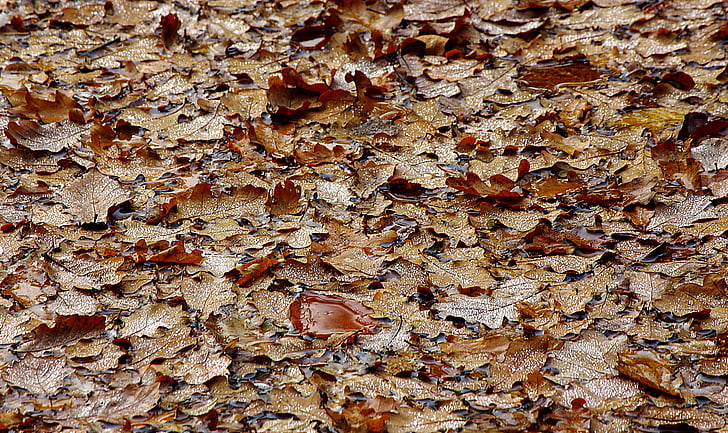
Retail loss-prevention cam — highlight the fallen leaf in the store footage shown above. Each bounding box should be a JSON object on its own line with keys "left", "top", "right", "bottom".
{"left": 488, "top": 335, "right": 551, "bottom": 392}
{"left": 18, "top": 314, "right": 106, "bottom": 353}
{"left": 290, "top": 291, "right": 376, "bottom": 337}
{"left": 3, "top": 354, "right": 67, "bottom": 395}
{"left": 6, "top": 119, "right": 89, "bottom": 152}
{"left": 170, "top": 183, "right": 267, "bottom": 223}
{"left": 59, "top": 168, "right": 131, "bottom": 224}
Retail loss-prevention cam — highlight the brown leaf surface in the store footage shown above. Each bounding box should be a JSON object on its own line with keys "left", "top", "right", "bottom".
{"left": 488, "top": 335, "right": 551, "bottom": 392}
{"left": 3, "top": 354, "right": 68, "bottom": 395}
{"left": 4, "top": 0, "right": 728, "bottom": 430}
{"left": 59, "top": 168, "right": 131, "bottom": 224}
{"left": 54, "top": 383, "right": 161, "bottom": 423}
{"left": 6, "top": 119, "right": 88, "bottom": 152}
{"left": 170, "top": 183, "right": 268, "bottom": 223}
{"left": 18, "top": 315, "right": 106, "bottom": 353}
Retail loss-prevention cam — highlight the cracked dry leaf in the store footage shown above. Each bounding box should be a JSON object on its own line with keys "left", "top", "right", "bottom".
{"left": 546, "top": 330, "right": 627, "bottom": 385}
{"left": 181, "top": 272, "right": 235, "bottom": 318}
{"left": 435, "top": 276, "right": 543, "bottom": 329}
{"left": 171, "top": 183, "right": 267, "bottom": 223}
{"left": 59, "top": 168, "right": 131, "bottom": 224}
{"left": 6, "top": 119, "right": 89, "bottom": 152}
{"left": 3, "top": 354, "right": 68, "bottom": 395}
{"left": 121, "top": 303, "right": 188, "bottom": 337}
{"left": 44, "top": 253, "right": 124, "bottom": 290}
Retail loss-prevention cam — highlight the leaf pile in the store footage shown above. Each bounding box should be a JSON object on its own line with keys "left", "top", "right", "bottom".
{"left": 1, "top": 0, "right": 728, "bottom": 432}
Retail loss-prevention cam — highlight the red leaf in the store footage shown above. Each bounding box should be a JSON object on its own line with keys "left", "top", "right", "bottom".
{"left": 290, "top": 292, "right": 375, "bottom": 337}
{"left": 160, "top": 13, "right": 181, "bottom": 48}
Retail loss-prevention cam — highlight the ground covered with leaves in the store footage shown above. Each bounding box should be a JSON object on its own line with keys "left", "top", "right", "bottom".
{"left": 1, "top": 0, "right": 728, "bottom": 431}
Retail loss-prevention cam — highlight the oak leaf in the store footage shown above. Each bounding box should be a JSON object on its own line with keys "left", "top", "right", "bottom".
{"left": 488, "top": 335, "right": 551, "bottom": 392}
{"left": 180, "top": 272, "right": 235, "bottom": 318}
{"left": 55, "top": 383, "right": 161, "bottom": 423}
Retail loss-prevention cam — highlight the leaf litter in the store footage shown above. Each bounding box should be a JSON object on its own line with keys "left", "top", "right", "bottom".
{"left": 1, "top": 0, "right": 728, "bottom": 431}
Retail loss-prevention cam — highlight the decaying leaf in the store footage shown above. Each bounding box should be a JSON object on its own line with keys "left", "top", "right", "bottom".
{"left": 18, "top": 315, "right": 106, "bottom": 353}
{"left": 170, "top": 183, "right": 267, "bottom": 223}
{"left": 435, "top": 277, "right": 543, "bottom": 329}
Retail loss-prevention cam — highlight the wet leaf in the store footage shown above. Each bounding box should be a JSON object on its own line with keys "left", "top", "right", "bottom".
{"left": 19, "top": 315, "right": 106, "bottom": 353}
{"left": 59, "top": 168, "right": 131, "bottom": 224}
{"left": 519, "top": 59, "right": 603, "bottom": 91}
{"left": 488, "top": 335, "right": 551, "bottom": 392}
{"left": 3, "top": 354, "right": 68, "bottom": 395}
{"left": 170, "top": 183, "right": 267, "bottom": 223}
{"left": 435, "top": 276, "right": 543, "bottom": 329}
{"left": 7, "top": 120, "right": 81, "bottom": 155}
{"left": 290, "top": 291, "right": 376, "bottom": 337}
{"left": 180, "top": 272, "right": 235, "bottom": 318}
{"left": 55, "top": 383, "right": 161, "bottom": 423}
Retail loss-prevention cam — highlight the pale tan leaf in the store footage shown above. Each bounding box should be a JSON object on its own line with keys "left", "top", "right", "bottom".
{"left": 121, "top": 303, "right": 188, "bottom": 337}
{"left": 546, "top": 330, "right": 627, "bottom": 385}
{"left": 59, "top": 168, "right": 131, "bottom": 224}
{"left": 3, "top": 354, "right": 68, "bottom": 395}
{"left": 44, "top": 253, "right": 125, "bottom": 290}
{"left": 6, "top": 119, "right": 89, "bottom": 152}
{"left": 180, "top": 273, "right": 235, "bottom": 318}
{"left": 56, "top": 383, "right": 161, "bottom": 423}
